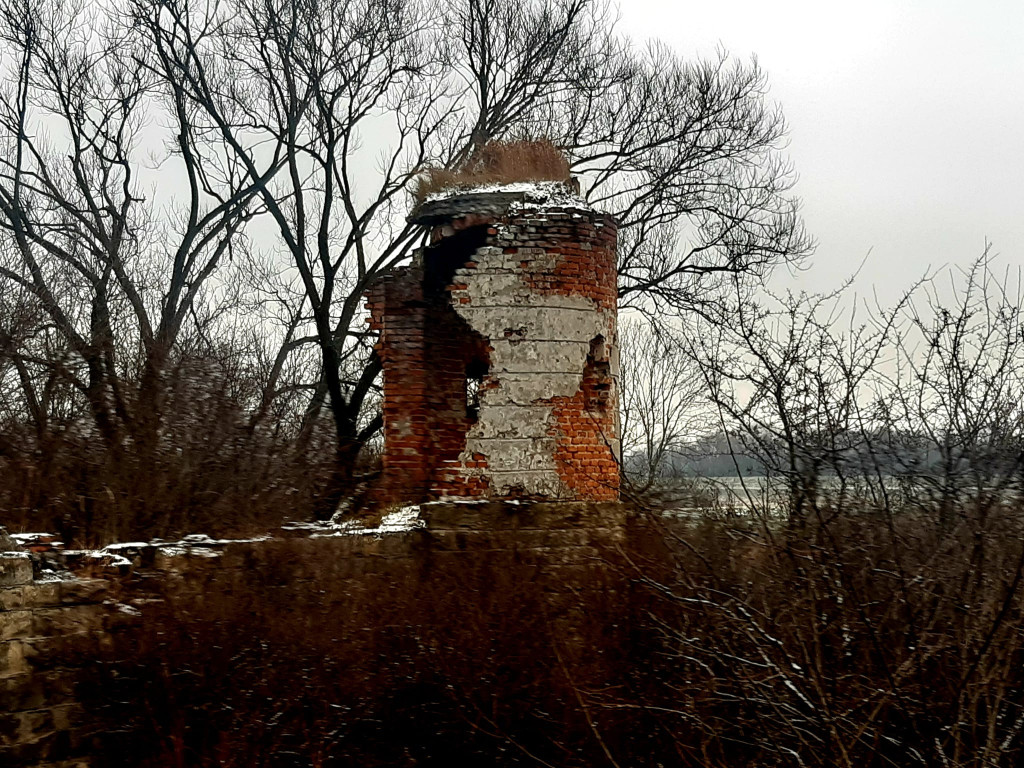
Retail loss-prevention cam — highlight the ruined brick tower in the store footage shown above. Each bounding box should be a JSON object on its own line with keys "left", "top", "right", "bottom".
{"left": 367, "top": 182, "right": 619, "bottom": 503}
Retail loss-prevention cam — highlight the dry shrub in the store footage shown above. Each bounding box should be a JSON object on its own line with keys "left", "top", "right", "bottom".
{"left": 623, "top": 509, "right": 1024, "bottom": 767}
{"left": 0, "top": 358, "right": 333, "bottom": 546}
{"left": 87, "top": 540, "right": 640, "bottom": 768}
{"left": 81, "top": 509, "right": 1024, "bottom": 767}
{"left": 413, "top": 139, "right": 572, "bottom": 203}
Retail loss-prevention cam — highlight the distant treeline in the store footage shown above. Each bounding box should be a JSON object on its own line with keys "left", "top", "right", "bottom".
{"left": 627, "top": 430, "right": 1020, "bottom": 480}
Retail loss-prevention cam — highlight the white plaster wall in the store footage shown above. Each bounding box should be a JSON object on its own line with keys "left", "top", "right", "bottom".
{"left": 446, "top": 213, "right": 618, "bottom": 498}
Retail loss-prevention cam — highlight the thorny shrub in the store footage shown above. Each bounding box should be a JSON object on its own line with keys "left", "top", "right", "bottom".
{"left": 626, "top": 507, "right": 1024, "bottom": 767}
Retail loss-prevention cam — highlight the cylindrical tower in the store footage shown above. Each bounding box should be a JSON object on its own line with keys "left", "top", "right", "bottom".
{"left": 367, "top": 183, "right": 619, "bottom": 502}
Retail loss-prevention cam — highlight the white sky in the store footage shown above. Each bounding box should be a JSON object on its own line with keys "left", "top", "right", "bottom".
{"left": 619, "top": 0, "right": 1024, "bottom": 302}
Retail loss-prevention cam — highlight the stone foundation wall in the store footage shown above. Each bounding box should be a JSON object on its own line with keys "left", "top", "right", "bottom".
{"left": 0, "top": 502, "right": 630, "bottom": 767}
{"left": 1, "top": 553, "right": 114, "bottom": 768}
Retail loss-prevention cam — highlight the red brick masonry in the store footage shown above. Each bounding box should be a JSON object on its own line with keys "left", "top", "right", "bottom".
{"left": 367, "top": 187, "right": 619, "bottom": 503}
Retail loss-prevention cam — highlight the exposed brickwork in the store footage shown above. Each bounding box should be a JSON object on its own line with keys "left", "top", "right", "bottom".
{"left": 369, "top": 185, "right": 620, "bottom": 504}
{"left": 543, "top": 336, "right": 620, "bottom": 500}
{"left": 515, "top": 216, "right": 618, "bottom": 312}
{"left": 366, "top": 259, "right": 494, "bottom": 501}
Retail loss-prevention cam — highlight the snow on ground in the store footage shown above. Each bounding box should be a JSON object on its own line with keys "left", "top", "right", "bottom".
{"left": 312, "top": 505, "right": 425, "bottom": 538}
{"left": 3, "top": 503, "right": 430, "bottom": 577}
{"left": 61, "top": 550, "right": 134, "bottom": 567}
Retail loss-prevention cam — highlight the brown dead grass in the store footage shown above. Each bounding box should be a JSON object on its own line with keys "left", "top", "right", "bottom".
{"left": 413, "top": 139, "right": 572, "bottom": 203}
{"left": 79, "top": 514, "right": 1024, "bottom": 765}
{"left": 87, "top": 512, "right": 1024, "bottom": 767}
{"left": 88, "top": 540, "right": 636, "bottom": 767}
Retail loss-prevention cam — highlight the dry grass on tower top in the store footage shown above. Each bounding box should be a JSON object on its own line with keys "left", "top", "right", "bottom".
{"left": 413, "top": 139, "right": 573, "bottom": 203}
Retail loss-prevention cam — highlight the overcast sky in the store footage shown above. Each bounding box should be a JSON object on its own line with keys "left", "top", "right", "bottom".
{"left": 620, "top": 0, "right": 1024, "bottom": 302}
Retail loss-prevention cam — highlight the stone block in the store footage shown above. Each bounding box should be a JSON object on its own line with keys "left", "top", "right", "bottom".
{"left": 0, "top": 583, "right": 63, "bottom": 612}
{"left": 0, "top": 554, "right": 33, "bottom": 587}
{"left": 0, "top": 609, "right": 33, "bottom": 640}
{"left": 0, "top": 726, "right": 86, "bottom": 765}
{"left": 0, "top": 671, "right": 76, "bottom": 711}
{"left": 0, "top": 707, "right": 54, "bottom": 747}
{"left": 20, "top": 632, "right": 99, "bottom": 671}
{"left": 151, "top": 546, "right": 222, "bottom": 572}
{"left": 48, "top": 703, "right": 86, "bottom": 733}
{"left": 59, "top": 579, "right": 110, "bottom": 606}
{"left": 32, "top": 606, "right": 106, "bottom": 638}
{"left": 0, "top": 586, "right": 28, "bottom": 612}
{"left": 0, "top": 639, "right": 29, "bottom": 678}
{"left": 420, "top": 501, "right": 628, "bottom": 531}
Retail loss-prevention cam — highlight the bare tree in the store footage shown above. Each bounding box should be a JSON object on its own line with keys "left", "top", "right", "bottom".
{"left": 0, "top": 0, "right": 814, "bottom": 527}
{"left": 0, "top": 0, "right": 322, "bottom": 539}
{"left": 688, "top": 278, "right": 901, "bottom": 522}
{"left": 618, "top": 257, "right": 1024, "bottom": 766}
{"left": 686, "top": 252, "right": 1024, "bottom": 532}
{"left": 127, "top": 0, "right": 447, "bottom": 511}
{"left": 0, "top": 0, "right": 267, "bottom": 452}
{"left": 878, "top": 254, "right": 1024, "bottom": 526}
{"left": 127, "top": 0, "right": 810, "bottom": 505}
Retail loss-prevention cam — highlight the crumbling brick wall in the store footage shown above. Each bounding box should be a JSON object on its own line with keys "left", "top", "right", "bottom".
{"left": 368, "top": 185, "right": 620, "bottom": 503}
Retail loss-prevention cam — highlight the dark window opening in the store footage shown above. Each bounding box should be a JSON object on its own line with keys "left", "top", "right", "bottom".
{"left": 583, "top": 335, "right": 612, "bottom": 412}
{"left": 423, "top": 225, "right": 490, "bottom": 297}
